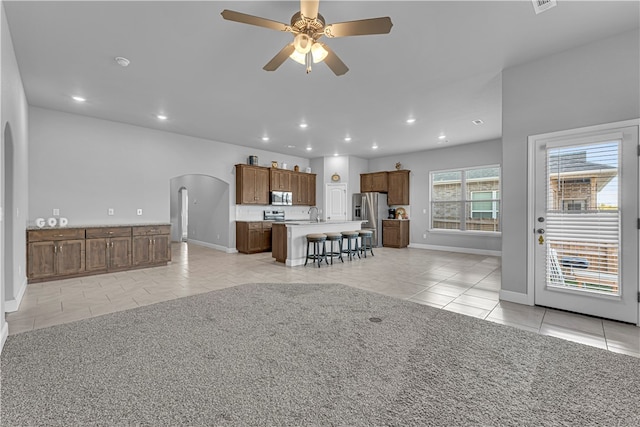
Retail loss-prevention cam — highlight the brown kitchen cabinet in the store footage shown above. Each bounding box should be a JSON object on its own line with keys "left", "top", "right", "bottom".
{"left": 387, "top": 170, "right": 410, "bottom": 205}
{"left": 360, "top": 172, "right": 388, "bottom": 192}
{"left": 270, "top": 169, "right": 292, "bottom": 192}
{"left": 236, "top": 164, "right": 270, "bottom": 205}
{"left": 292, "top": 172, "right": 316, "bottom": 206}
{"left": 85, "top": 227, "right": 132, "bottom": 272}
{"left": 382, "top": 220, "right": 410, "bottom": 248}
{"left": 236, "top": 221, "right": 272, "bottom": 254}
{"left": 132, "top": 225, "right": 171, "bottom": 266}
{"left": 271, "top": 223, "right": 287, "bottom": 263}
{"left": 27, "top": 228, "right": 86, "bottom": 280}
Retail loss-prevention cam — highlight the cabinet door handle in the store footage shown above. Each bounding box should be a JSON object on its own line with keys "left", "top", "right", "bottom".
{"left": 58, "top": 245, "right": 62, "bottom": 253}
{"left": 106, "top": 242, "right": 110, "bottom": 248}
{"left": 54, "top": 245, "right": 57, "bottom": 253}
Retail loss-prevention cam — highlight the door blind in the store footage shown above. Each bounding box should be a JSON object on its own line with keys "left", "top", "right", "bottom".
{"left": 545, "top": 141, "right": 620, "bottom": 295}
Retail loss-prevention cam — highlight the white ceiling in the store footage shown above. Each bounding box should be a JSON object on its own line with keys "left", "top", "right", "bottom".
{"left": 4, "top": 1, "right": 639, "bottom": 159}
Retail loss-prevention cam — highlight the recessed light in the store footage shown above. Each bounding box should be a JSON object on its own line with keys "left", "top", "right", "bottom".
{"left": 71, "top": 96, "right": 86, "bottom": 102}
{"left": 261, "top": 136, "right": 270, "bottom": 142}
{"left": 299, "top": 123, "right": 308, "bottom": 129}
{"left": 372, "top": 144, "right": 378, "bottom": 150}
{"left": 306, "top": 147, "right": 312, "bottom": 151}
{"left": 156, "top": 114, "right": 168, "bottom": 120}
{"left": 438, "top": 135, "right": 446, "bottom": 140}
{"left": 344, "top": 136, "right": 352, "bottom": 142}
{"left": 472, "top": 119, "right": 484, "bottom": 125}
{"left": 115, "top": 56, "right": 130, "bottom": 67}
{"left": 333, "top": 153, "right": 339, "bottom": 157}
{"left": 406, "top": 118, "right": 416, "bottom": 124}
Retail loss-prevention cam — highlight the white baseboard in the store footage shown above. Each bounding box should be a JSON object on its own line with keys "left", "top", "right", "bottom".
{"left": 0, "top": 320, "right": 8, "bottom": 354}
{"left": 499, "top": 289, "right": 534, "bottom": 306}
{"left": 408, "top": 243, "right": 501, "bottom": 257}
{"left": 5, "top": 278, "right": 27, "bottom": 312}
{"left": 187, "top": 239, "right": 237, "bottom": 254}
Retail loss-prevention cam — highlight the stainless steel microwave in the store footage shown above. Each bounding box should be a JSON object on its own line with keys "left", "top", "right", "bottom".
{"left": 271, "top": 191, "right": 292, "bottom": 206}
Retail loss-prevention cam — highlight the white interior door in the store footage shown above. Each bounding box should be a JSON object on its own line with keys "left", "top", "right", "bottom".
{"left": 532, "top": 126, "right": 638, "bottom": 323}
{"left": 325, "top": 183, "right": 347, "bottom": 221}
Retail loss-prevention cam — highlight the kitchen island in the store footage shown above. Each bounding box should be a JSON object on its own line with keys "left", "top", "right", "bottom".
{"left": 272, "top": 221, "right": 365, "bottom": 266}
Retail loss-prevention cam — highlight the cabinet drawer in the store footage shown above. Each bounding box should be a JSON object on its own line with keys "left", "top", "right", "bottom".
{"left": 382, "top": 220, "right": 400, "bottom": 228}
{"left": 262, "top": 222, "right": 272, "bottom": 229}
{"left": 86, "top": 227, "right": 132, "bottom": 238}
{"left": 132, "top": 225, "right": 170, "bottom": 236}
{"left": 28, "top": 228, "right": 85, "bottom": 242}
{"left": 248, "top": 222, "right": 262, "bottom": 230}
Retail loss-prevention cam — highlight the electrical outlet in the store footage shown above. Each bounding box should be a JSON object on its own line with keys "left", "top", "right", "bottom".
{"left": 108, "top": 208, "right": 114, "bottom": 216}
{"left": 423, "top": 233, "right": 427, "bottom": 239}
{"left": 53, "top": 208, "right": 60, "bottom": 216}
{"left": 137, "top": 209, "right": 143, "bottom": 216}
{"left": 216, "top": 234, "right": 220, "bottom": 240}
{"left": 423, "top": 209, "right": 427, "bottom": 214}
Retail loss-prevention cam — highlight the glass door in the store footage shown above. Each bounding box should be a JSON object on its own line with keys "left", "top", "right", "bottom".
{"left": 533, "top": 126, "right": 638, "bottom": 323}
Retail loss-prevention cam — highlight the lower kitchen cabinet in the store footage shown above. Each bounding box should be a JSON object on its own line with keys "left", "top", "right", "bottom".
{"left": 85, "top": 227, "right": 132, "bottom": 272}
{"left": 132, "top": 225, "right": 171, "bottom": 266}
{"left": 236, "top": 221, "right": 272, "bottom": 254}
{"left": 382, "top": 220, "right": 410, "bottom": 248}
{"left": 27, "top": 228, "right": 86, "bottom": 280}
{"left": 27, "top": 224, "right": 171, "bottom": 283}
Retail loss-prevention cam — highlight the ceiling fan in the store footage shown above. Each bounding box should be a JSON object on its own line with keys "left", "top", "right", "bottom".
{"left": 221, "top": 0, "right": 392, "bottom": 76}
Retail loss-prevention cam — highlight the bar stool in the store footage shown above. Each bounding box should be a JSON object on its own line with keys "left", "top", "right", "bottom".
{"left": 324, "top": 232, "right": 344, "bottom": 264}
{"left": 358, "top": 229, "right": 374, "bottom": 258}
{"left": 341, "top": 231, "right": 361, "bottom": 261}
{"left": 305, "top": 233, "right": 328, "bottom": 267}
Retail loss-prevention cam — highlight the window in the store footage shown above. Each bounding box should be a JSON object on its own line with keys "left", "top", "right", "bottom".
{"left": 430, "top": 166, "right": 501, "bottom": 232}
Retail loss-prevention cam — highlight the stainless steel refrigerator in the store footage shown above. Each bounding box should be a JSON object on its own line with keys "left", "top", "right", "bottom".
{"left": 353, "top": 192, "right": 387, "bottom": 247}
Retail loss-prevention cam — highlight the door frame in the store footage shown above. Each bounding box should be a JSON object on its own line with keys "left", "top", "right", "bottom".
{"left": 526, "top": 119, "right": 640, "bottom": 324}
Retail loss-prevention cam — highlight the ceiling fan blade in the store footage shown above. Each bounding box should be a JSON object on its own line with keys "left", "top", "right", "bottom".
{"left": 221, "top": 10, "right": 290, "bottom": 32}
{"left": 324, "top": 17, "right": 393, "bottom": 38}
{"left": 263, "top": 44, "right": 296, "bottom": 71}
{"left": 320, "top": 44, "right": 349, "bottom": 76}
{"left": 300, "top": 0, "right": 319, "bottom": 20}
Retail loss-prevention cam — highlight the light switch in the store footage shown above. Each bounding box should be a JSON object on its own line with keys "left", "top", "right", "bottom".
{"left": 53, "top": 208, "right": 60, "bottom": 216}
{"left": 137, "top": 209, "right": 143, "bottom": 216}
{"left": 108, "top": 208, "right": 114, "bottom": 216}
{"left": 423, "top": 209, "right": 427, "bottom": 214}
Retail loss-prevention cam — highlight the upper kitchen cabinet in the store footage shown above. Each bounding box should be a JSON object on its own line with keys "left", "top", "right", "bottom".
{"left": 360, "top": 172, "right": 388, "bottom": 192}
{"left": 236, "top": 164, "right": 270, "bottom": 205}
{"left": 387, "top": 170, "right": 410, "bottom": 205}
{"left": 292, "top": 172, "right": 317, "bottom": 206}
{"left": 270, "top": 168, "right": 292, "bottom": 192}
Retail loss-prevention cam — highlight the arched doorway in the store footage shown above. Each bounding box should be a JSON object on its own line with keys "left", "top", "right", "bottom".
{"left": 178, "top": 187, "right": 188, "bottom": 242}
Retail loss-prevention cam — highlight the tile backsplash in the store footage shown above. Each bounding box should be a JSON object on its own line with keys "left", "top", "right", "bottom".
{"left": 235, "top": 205, "right": 312, "bottom": 221}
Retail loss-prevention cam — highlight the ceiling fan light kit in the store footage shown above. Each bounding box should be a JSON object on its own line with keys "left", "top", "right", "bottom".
{"left": 221, "top": 0, "right": 392, "bottom": 76}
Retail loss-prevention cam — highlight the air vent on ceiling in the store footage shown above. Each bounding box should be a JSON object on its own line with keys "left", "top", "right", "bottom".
{"left": 532, "top": 0, "right": 557, "bottom": 15}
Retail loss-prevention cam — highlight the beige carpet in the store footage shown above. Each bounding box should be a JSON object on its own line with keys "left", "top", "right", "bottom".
{"left": 2, "top": 282, "right": 639, "bottom": 426}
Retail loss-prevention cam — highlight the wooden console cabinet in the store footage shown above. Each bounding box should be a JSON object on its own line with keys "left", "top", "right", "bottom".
{"left": 236, "top": 221, "right": 272, "bottom": 254}
{"left": 382, "top": 220, "right": 410, "bottom": 248}
{"left": 27, "top": 224, "right": 171, "bottom": 283}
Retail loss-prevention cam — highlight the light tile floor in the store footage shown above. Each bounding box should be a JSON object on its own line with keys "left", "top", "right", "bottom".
{"left": 7, "top": 243, "right": 640, "bottom": 358}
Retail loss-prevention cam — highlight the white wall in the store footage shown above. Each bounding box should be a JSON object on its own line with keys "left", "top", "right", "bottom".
{"left": 28, "top": 107, "right": 311, "bottom": 251}
{"left": 501, "top": 29, "right": 640, "bottom": 297}
{"left": 1, "top": 1, "right": 29, "bottom": 325}
{"left": 369, "top": 139, "right": 502, "bottom": 253}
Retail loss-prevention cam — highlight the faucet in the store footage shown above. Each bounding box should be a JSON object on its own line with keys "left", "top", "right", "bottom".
{"left": 308, "top": 206, "right": 320, "bottom": 222}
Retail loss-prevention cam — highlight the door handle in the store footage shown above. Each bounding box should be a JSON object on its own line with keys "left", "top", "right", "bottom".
{"left": 536, "top": 228, "right": 545, "bottom": 234}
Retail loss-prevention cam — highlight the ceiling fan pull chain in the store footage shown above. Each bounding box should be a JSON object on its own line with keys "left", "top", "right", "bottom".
{"left": 305, "top": 51, "right": 312, "bottom": 74}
